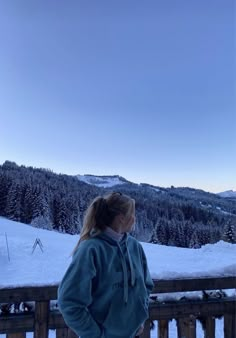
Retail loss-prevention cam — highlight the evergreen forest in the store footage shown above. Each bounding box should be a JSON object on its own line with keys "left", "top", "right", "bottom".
{"left": 0, "top": 161, "right": 235, "bottom": 247}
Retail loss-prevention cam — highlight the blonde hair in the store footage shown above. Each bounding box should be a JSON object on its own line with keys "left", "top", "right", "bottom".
{"left": 72, "top": 192, "right": 135, "bottom": 254}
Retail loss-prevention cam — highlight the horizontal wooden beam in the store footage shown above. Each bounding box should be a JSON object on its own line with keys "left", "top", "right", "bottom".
{"left": 0, "top": 276, "right": 235, "bottom": 303}
{"left": 149, "top": 297, "right": 236, "bottom": 320}
{"left": 0, "top": 285, "right": 58, "bottom": 302}
{"left": 1, "top": 298, "right": 235, "bottom": 334}
{"left": 0, "top": 311, "right": 67, "bottom": 334}
{"left": 0, "top": 313, "right": 34, "bottom": 333}
{"left": 152, "top": 276, "right": 236, "bottom": 293}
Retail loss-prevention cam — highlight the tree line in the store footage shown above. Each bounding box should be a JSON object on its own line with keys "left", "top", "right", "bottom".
{"left": 0, "top": 161, "right": 235, "bottom": 247}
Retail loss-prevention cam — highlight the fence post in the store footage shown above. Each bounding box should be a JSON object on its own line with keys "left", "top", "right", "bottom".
{"left": 34, "top": 300, "right": 50, "bottom": 338}
{"left": 224, "top": 314, "right": 236, "bottom": 338}
{"left": 177, "top": 316, "right": 196, "bottom": 338}
{"left": 205, "top": 317, "right": 215, "bottom": 338}
{"left": 158, "top": 319, "right": 169, "bottom": 338}
{"left": 188, "top": 315, "right": 196, "bottom": 338}
{"left": 7, "top": 334, "right": 26, "bottom": 338}
{"left": 177, "top": 317, "right": 188, "bottom": 338}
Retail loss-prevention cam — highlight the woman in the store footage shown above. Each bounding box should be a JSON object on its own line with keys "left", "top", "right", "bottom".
{"left": 58, "top": 192, "right": 153, "bottom": 338}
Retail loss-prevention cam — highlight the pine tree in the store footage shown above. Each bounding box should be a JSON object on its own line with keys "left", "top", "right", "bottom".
{"left": 154, "top": 218, "right": 169, "bottom": 245}
{"left": 5, "top": 183, "right": 22, "bottom": 221}
{"left": 189, "top": 230, "right": 200, "bottom": 248}
{"left": 210, "top": 228, "right": 221, "bottom": 244}
{"left": 57, "top": 200, "right": 68, "bottom": 233}
{"left": 31, "top": 214, "right": 53, "bottom": 230}
{"left": 0, "top": 174, "right": 12, "bottom": 216}
{"left": 223, "top": 219, "right": 236, "bottom": 244}
{"left": 31, "top": 192, "right": 52, "bottom": 230}
{"left": 65, "top": 197, "right": 81, "bottom": 233}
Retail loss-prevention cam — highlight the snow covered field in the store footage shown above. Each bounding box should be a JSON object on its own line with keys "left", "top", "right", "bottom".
{"left": 0, "top": 217, "right": 235, "bottom": 337}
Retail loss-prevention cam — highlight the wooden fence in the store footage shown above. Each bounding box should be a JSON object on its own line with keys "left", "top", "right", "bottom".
{"left": 0, "top": 276, "right": 235, "bottom": 338}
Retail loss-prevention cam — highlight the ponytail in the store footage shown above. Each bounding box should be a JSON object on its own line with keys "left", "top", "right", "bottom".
{"left": 72, "top": 197, "right": 107, "bottom": 254}
{"left": 72, "top": 192, "right": 134, "bottom": 254}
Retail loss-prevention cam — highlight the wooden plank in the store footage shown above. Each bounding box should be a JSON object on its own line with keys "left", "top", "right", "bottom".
{"left": 152, "top": 276, "right": 236, "bottom": 293}
{"left": 158, "top": 319, "right": 168, "bottom": 338}
{"left": 177, "top": 317, "right": 189, "bottom": 338}
{"left": 188, "top": 315, "right": 196, "bottom": 338}
{"left": 1, "top": 299, "right": 235, "bottom": 334}
{"left": 0, "top": 276, "right": 235, "bottom": 303}
{"left": 149, "top": 297, "right": 236, "bottom": 320}
{"left": 34, "top": 301, "right": 50, "bottom": 338}
{"left": 56, "top": 328, "right": 68, "bottom": 338}
{"left": 0, "top": 311, "right": 67, "bottom": 333}
{"left": 1, "top": 299, "right": 235, "bottom": 335}
{"left": 7, "top": 334, "right": 26, "bottom": 338}
{"left": 204, "top": 317, "right": 215, "bottom": 338}
{"left": 224, "top": 313, "right": 236, "bottom": 338}
{"left": 0, "top": 313, "right": 34, "bottom": 333}
{"left": 176, "top": 316, "right": 196, "bottom": 338}
{"left": 0, "top": 285, "right": 58, "bottom": 302}
{"left": 140, "top": 319, "right": 151, "bottom": 338}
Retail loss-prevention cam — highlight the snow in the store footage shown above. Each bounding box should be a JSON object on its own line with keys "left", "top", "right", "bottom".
{"left": 199, "top": 201, "right": 212, "bottom": 208}
{"left": 77, "top": 174, "right": 126, "bottom": 188}
{"left": 146, "top": 241, "right": 236, "bottom": 280}
{"left": 0, "top": 217, "right": 235, "bottom": 338}
{"left": 218, "top": 190, "right": 236, "bottom": 198}
{"left": 1, "top": 217, "right": 235, "bottom": 288}
{"left": 151, "top": 187, "right": 161, "bottom": 193}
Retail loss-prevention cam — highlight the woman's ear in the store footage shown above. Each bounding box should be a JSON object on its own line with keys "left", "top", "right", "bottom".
{"left": 118, "top": 214, "right": 126, "bottom": 224}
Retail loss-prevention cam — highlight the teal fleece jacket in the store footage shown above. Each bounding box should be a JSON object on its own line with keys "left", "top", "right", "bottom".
{"left": 58, "top": 233, "right": 154, "bottom": 338}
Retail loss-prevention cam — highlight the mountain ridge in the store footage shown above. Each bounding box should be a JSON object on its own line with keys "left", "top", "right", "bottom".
{"left": 77, "top": 173, "right": 235, "bottom": 199}
{"left": 1, "top": 161, "right": 235, "bottom": 247}
{"left": 217, "top": 190, "right": 236, "bottom": 199}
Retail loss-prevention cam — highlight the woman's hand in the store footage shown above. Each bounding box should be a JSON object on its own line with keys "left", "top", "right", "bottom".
{"left": 136, "top": 323, "right": 144, "bottom": 336}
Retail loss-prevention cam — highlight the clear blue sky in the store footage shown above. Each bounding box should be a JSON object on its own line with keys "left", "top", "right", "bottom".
{"left": 0, "top": 0, "right": 235, "bottom": 193}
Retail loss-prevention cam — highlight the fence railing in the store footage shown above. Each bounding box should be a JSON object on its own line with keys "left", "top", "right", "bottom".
{"left": 0, "top": 276, "right": 235, "bottom": 338}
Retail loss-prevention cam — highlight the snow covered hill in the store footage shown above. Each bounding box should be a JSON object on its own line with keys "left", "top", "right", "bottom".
{"left": 77, "top": 174, "right": 130, "bottom": 188}
{"left": 218, "top": 190, "right": 236, "bottom": 198}
{"left": 0, "top": 217, "right": 235, "bottom": 338}
{"left": 1, "top": 217, "right": 236, "bottom": 288}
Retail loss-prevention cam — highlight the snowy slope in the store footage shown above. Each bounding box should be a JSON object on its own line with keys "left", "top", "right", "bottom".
{"left": 0, "top": 217, "right": 235, "bottom": 338}
{"left": 1, "top": 217, "right": 235, "bottom": 288}
{"left": 218, "top": 190, "right": 236, "bottom": 198}
{"left": 77, "top": 174, "right": 128, "bottom": 188}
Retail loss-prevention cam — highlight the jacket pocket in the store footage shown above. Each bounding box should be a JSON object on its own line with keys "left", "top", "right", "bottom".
{"left": 103, "top": 295, "right": 149, "bottom": 338}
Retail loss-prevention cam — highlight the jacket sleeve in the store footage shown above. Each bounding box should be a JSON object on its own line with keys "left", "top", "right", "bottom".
{"left": 57, "top": 243, "right": 103, "bottom": 338}
{"left": 139, "top": 244, "right": 154, "bottom": 294}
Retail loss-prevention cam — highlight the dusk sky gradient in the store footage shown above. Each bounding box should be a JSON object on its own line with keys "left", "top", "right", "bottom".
{"left": 0, "top": 0, "right": 235, "bottom": 193}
